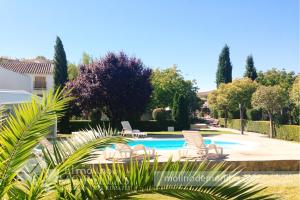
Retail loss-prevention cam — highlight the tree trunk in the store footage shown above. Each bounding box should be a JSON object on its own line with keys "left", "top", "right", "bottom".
{"left": 224, "top": 109, "right": 228, "bottom": 128}
{"left": 240, "top": 105, "right": 244, "bottom": 135}
{"left": 269, "top": 112, "right": 273, "bottom": 138}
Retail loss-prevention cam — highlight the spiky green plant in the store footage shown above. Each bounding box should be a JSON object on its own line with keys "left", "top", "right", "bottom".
{"left": 0, "top": 89, "right": 72, "bottom": 198}
{"left": 57, "top": 158, "right": 276, "bottom": 200}
{"left": 0, "top": 90, "right": 125, "bottom": 199}
{"left": 10, "top": 127, "right": 125, "bottom": 200}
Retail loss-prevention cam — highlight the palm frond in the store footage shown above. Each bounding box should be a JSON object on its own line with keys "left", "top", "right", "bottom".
{"left": 10, "top": 127, "right": 125, "bottom": 200}
{"left": 41, "top": 129, "right": 126, "bottom": 176}
{"left": 9, "top": 168, "right": 58, "bottom": 200}
{"left": 59, "top": 158, "right": 277, "bottom": 200}
{"left": 0, "top": 89, "right": 71, "bottom": 198}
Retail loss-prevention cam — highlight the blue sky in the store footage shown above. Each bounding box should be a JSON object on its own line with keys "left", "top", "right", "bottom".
{"left": 0, "top": 0, "right": 299, "bottom": 91}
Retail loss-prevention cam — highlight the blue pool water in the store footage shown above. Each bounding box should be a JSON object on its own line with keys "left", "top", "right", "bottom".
{"left": 126, "top": 139, "right": 240, "bottom": 150}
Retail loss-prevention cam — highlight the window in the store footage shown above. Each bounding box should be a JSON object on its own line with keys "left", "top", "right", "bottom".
{"left": 34, "top": 76, "right": 46, "bottom": 90}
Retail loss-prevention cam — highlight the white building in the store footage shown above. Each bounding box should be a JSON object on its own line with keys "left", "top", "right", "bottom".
{"left": 0, "top": 59, "right": 53, "bottom": 96}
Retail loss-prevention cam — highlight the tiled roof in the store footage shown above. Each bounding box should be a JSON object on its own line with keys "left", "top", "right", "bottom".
{"left": 0, "top": 61, "right": 53, "bottom": 75}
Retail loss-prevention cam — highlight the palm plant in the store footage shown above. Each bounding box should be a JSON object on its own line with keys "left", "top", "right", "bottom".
{"left": 0, "top": 90, "right": 125, "bottom": 199}
{"left": 57, "top": 158, "right": 276, "bottom": 200}
{"left": 0, "top": 89, "right": 71, "bottom": 198}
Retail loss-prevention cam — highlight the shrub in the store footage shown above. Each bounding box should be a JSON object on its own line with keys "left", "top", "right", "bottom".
{"left": 245, "top": 120, "right": 269, "bottom": 134}
{"left": 152, "top": 108, "right": 169, "bottom": 121}
{"left": 219, "top": 118, "right": 300, "bottom": 142}
{"left": 246, "top": 109, "right": 262, "bottom": 120}
{"left": 70, "top": 120, "right": 112, "bottom": 132}
{"left": 291, "top": 106, "right": 300, "bottom": 125}
{"left": 131, "top": 120, "right": 175, "bottom": 131}
{"left": 211, "top": 109, "right": 218, "bottom": 118}
{"left": 218, "top": 110, "right": 225, "bottom": 118}
{"left": 276, "top": 125, "right": 300, "bottom": 141}
{"left": 228, "top": 110, "right": 240, "bottom": 119}
{"left": 90, "top": 109, "right": 102, "bottom": 125}
{"left": 70, "top": 120, "right": 175, "bottom": 132}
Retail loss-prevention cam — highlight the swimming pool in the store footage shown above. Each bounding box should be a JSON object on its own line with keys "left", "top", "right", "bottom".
{"left": 126, "top": 138, "right": 241, "bottom": 150}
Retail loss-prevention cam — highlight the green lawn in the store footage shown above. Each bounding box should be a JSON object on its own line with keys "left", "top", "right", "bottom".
{"left": 147, "top": 129, "right": 235, "bottom": 135}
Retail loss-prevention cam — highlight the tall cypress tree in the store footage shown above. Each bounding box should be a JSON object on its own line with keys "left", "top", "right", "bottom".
{"left": 216, "top": 44, "right": 232, "bottom": 87}
{"left": 244, "top": 55, "right": 257, "bottom": 80}
{"left": 172, "top": 92, "right": 180, "bottom": 120}
{"left": 173, "top": 94, "right": 189, "bottom": 130}
{"left": 53, "top": 36, "right": 69, "bottom": 133}
{"left": 54, "top": 36, "right": 68, "bottom": 91}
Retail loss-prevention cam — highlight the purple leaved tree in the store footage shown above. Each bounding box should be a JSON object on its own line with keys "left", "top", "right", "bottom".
{"left": 67, "top": 52, "right": 152, "bottom": 124}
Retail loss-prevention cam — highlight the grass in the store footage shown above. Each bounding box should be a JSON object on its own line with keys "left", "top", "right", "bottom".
{"left": 147, "top": 129, "right": 235, "bottom": 135}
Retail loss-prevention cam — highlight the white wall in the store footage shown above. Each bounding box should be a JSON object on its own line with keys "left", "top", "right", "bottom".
{"left": 27, "top": 74, "right": 54, "bottom": 95}
{"left": 46, "top": 75, "right": 54, "bottom": 90}
{"left": 0, "top": 67, "right": 31, "bottom": 91}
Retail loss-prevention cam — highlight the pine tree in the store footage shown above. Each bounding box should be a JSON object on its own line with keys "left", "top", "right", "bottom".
{"left": 244, "top": 55, "right": 257, "bottom": 80}
{"left": 216, "top": 44, "right": 232, "bottom": 87}
{"left": 173, "top": 94, "right": 189, "bottom": 130}
{"left": 53, "top": 36, "right": 68, "bottom": 91}
{"left": 53, "top": 36, "right": 70, "bottom": 133}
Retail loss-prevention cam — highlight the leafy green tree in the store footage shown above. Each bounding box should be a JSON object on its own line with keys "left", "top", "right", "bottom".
{"left": 257, "top": 68, "right": 296, "bottom": 124}
{"left": 150, "top": 65, "right": 201, "bottom": 114}
{"left": 173, "top": 94, "right": 189, "bottom": 130}
{"left": 35, "top": 55, "right": 47, "bottom": 60}
{"left": 53, "top": 36, "right": 70, "bottom": 133}
{"left": 290, "top": 75, "right": 300, "bottom": 107}
{"left": 256, "top": 68, "right": 295, "bottom": 93}
{"left": 208, "top": 78, "right": 257, "bottom": 129}
{"left": 252, "top": 85, "right": 287, "bottom": 138}
{"left": 216, "top": 44, "right": 232, "bottom": 87}
{"left": 290, "top": 75, "right": 300, "bottom": 124}
{"left": 244, "top": 55, "right": 257, "bottom": 80}
{"left": 207, "top": 90, "right": 218, "bottom": 118}
{"left": 68, "top": 63, "right": 79, "bottom": 80}
{"left": 82, "top": 52, "right": 93, "bottom": 64}
{"left": 225, "top": 78, "right": 258, "bottom": 134}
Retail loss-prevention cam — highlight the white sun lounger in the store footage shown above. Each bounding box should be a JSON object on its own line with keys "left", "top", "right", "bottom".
{"left": 121, "top": 121, "right": 147, "bottom": 138}
{"left": 104, "top": 143, "right": 155, "bottom": 160}
{"left": 180, "top": 131, "right": 223, "bottom": 158}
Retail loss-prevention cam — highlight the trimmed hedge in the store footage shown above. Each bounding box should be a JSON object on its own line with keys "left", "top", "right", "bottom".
{"left": 246, "top": 109, "right": 262, "bottom": 121}
{"left": 276, "top": 125, "right": 300, "bottom": 142}
{"left": 69, "top": 120, "right": 111, "bottom": 132}
{"left": 219, "top": 118, "right": 300, "bottom": 142}
{"left": 131, "top": 120, "right": 175, "bottom": 132}
{"left": 70, "top": 120, "right": 176, "bottom": 132}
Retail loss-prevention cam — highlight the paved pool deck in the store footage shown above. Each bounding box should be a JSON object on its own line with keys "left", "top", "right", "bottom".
{"left": 87, "top": 127, "right": 300, "bottom": 170}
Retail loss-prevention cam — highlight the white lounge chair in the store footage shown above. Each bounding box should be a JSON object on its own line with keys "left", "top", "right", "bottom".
{"left": 107, "top": 143, "right": 155, "bottom": 159}
{"left": 180, "top": 131, "right": 223, "bottom": 159}
{"left": 121, "top": 121, "right": 147, "bottom": 138}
